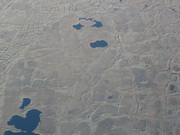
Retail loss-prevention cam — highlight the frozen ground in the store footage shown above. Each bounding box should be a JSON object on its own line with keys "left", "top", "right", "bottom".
{"left": 0, "top": 0, "right": 180, "bottom": 135}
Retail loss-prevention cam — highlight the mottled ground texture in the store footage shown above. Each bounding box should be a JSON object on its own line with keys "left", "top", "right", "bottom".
{"left": 0, "top": 0, "right": 180, "bottom": 135}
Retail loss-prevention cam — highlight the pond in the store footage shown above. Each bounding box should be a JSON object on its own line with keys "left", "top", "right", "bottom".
{"left": 4, "top": 99, "right": 41, "bottom": 135}
{"left": 73, "top": 18, "right": 103, "bottom": 30}
{"left": 90, "top": 40, "right": 108, "bottom": 48}
{"left": 19, "top": 98, "right": 31, "bottom": 110}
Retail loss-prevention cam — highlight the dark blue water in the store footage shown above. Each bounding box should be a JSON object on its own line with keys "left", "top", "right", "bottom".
{"left": 73, "top": 18, "right": 103, "bottom": 30}
{"left": 7, "top": 109, "right": 41, "bottom": 133}
{"left": 91, "top": 20, "right": 103, "bottom": 28}
{"left": 4, "top": 98, "right": 42, "bottom": 135}
{"left": 4, "top": 131, "right": 39, "bottom": 135}
{"left": 90, "top": 40, "right": 108, "bottom": 48}
{"left": 19, "top": 98, "right": 31, "bottom": 109}
{"left": 73, "top": 23, "right": 84, "bottom": 30}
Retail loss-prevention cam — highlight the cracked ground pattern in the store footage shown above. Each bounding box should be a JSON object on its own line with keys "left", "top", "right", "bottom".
{"left": 0, "top": 0, "right": 180, "bottom": 135}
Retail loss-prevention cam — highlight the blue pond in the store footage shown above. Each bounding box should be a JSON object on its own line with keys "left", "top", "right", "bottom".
{"left": 73, "top": 23, "right": 84, "bottom": 30}
{"left": 90, "top": 40, "right": 108, "bottom": 48}
{"left": 73, "top": 18, "right": 103, "bottom": 30}
{"left": 4, "top": 98, "right": 42, "bottom": 135}
{"left": 91, "top": 20, "right": 103, "bottom": 28}
{"left": 19, "top": 98, "right": 31, "bottom": 109}
{"left": 4, "top": 131, "right": 39, "bottom": 135}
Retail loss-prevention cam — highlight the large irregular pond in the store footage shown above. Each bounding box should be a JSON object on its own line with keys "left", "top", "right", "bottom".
{"left": 73, "top": 18, "right": 108, "bottom": 48}
{"left": 4, "top": 98, "right": 42, "bottom": 135}
{"left": 73, "top": 18, "right": 103, "bottom": 30}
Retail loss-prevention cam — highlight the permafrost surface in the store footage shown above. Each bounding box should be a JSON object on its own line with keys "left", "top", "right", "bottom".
{"left": 0, "top": 0, "right": 180, "bottom": 135}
